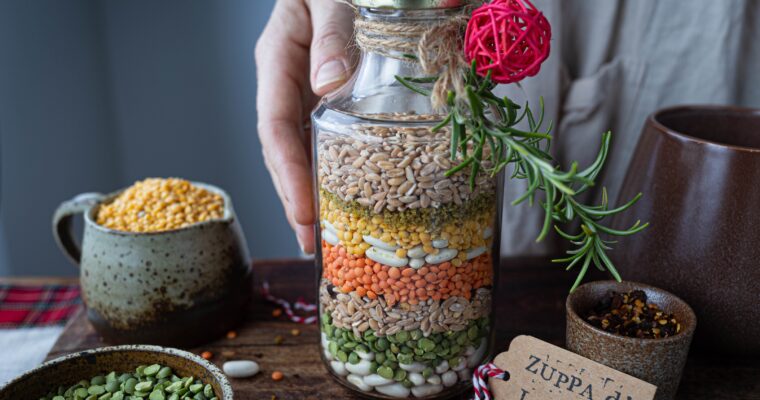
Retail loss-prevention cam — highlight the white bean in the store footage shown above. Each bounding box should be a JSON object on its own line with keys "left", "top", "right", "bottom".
{"left": 409, "top": 258, "right": 425, "bottom": 269}
{"left": 366, "top": 246, "right": 408, "bottom": 268}
{"left": 364, "top": 374, "right": 394, "bottom": 386}
{"left": 425, "top": 248, "right": 458, "bottom": 264}
{"left": 345, "top": 359, "right": 373, "bottom": 376}
{"left": 322, "top": 220, "right": 338, "bottom": 235}
{"left": 412, "top": 384, "right": 443, "bottom": 397}
{"left": 467, "top": 338, "right": 488, "bottom": 368}
{"left": 409, "top": 372, "right": 425, "bottom": 386}
{"left": 426, "top": 374, "right": 441, "bottom": 385}
{"left": 442, "top": 371, "right": 457, "bottom": 387}
{"left": 356, "top": 349, "right": 374, "bottom": 360}
{"left": 465, "top": 246, "right": 487, "bottom": 260}
{"left": 435, "top": 360, "right": 449, "bottom": 374}
{"left": 347, "top": 374, "right": 373, "bottom": 391}
{"left": 483, "top": 227, "right": 493, "bottom": 239}
{"left": 399, "top": 361, "right": 426, "bottom": 373}
{"left": 432, "top": 239, "right": 449, "bottom": 248}
{"left": 222, "top": 360, "right": 259, "bottom": 378}
{"left": 363, "top": 235, "right": 398, "bottom": 251}
{"left": 323, "top": 347, "right": 334, "bottom": 361}
{"left": 407, "top": 245, "right": 426, "bottom": 258}
{"left": 322, "top": 229, "right": 339, "bottom": 246}
{"left": 330, "top": 361, "right": 348, "bottom": 376}
{"left": 375, "top": 383, "right": 411, "bottom": 398}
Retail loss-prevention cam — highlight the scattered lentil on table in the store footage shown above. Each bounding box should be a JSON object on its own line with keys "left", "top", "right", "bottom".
{"left": 38, "top": 364, "right": 218, "bottom": 400}
{"left": 271, "top": 371, "right": 284, "bottom": 381}
{"left": 96, "top": 178, "right": 224, "bottom": 232}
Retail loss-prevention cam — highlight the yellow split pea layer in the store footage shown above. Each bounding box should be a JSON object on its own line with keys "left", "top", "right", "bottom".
{"left": 320, "top": 190, "right": 496, "bottom": 257}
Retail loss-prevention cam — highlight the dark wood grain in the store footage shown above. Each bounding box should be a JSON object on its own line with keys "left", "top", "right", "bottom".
{"left": 46, "top": 258, "right": 759, "bottom": 399}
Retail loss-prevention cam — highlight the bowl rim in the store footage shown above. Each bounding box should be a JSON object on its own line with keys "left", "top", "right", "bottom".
{"left": 649, "top": 104, "right": 760, "bottom": 154}
{"left": 566, "top": 280, "right": 697, "bottom": 344}
{"left": 0, "top": 344, "right": 233, "bottom": 399}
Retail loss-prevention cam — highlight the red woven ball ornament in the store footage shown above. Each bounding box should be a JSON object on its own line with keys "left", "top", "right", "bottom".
{"left": 464, "top": 0, "right": 551, "bottom": 84}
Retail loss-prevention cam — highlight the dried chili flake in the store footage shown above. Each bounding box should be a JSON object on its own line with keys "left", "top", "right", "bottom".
{"left": 585, "top": 290, "right": 681, "bottom": 339}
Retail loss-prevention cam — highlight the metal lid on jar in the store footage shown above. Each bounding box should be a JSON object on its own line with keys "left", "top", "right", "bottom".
{"left": 352, "top": 0, "right": 466, "bottom": 9}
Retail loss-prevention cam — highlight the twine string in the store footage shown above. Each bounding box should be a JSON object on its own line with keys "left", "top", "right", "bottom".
{"left": 353, "top": 12, "right": 470, "bottom": 109}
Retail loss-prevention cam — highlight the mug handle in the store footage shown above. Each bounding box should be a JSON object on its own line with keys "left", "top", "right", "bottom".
{"left": 52, "top": 192, "right": 105, "bottom": 267}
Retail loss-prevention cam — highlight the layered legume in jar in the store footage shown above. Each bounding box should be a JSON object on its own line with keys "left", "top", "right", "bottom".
{"left": 317, "top": 124, "right": 498, "bottom": 398}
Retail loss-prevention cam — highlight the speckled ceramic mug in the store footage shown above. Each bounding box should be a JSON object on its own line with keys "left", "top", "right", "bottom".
{"left": 53, "top": 182, "right": 251, "bottom": 347}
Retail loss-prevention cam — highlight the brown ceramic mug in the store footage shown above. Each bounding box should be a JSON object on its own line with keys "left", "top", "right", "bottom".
{"left": 610, "top": 105, "right": 760, "bottom": 355}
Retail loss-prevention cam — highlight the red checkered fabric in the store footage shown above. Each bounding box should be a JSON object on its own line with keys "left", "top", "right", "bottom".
{"left": 0, "top": 284, "right": 81, "bottom": 328}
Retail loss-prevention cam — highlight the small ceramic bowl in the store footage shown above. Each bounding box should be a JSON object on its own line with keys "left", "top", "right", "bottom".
{"left": 566, "top": 281, "right": 696, "bottom": 400}
{"left": 0, "top": 345, "right": 233, "bottom": 400}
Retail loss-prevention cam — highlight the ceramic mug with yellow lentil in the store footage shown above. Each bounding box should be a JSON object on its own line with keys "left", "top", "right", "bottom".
{"left": 53, "top": 178, "right": 251, "bottom": 347}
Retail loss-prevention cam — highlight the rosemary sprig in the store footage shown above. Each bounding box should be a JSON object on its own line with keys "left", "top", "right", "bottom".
{"left": 395, "top": 61, "right": 648, "bottom": 291}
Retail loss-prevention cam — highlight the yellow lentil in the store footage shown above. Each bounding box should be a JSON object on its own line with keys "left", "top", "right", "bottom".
{"left": 96, "top": 178, "right": 224, "bottom": 232}
{"left": 321, "top": 193, "right": 495, "bottom": 256}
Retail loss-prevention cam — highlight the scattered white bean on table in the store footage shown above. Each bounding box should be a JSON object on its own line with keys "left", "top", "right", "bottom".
{"left": 222, "top": 360, "right": 260, "bottom": 378}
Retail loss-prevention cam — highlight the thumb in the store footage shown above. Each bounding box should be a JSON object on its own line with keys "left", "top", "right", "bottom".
{"left": 309, "top": 0, "right": 354, "bottom": 96}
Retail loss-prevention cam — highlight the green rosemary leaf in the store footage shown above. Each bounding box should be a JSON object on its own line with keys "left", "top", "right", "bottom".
{"left": 432, "top": 113, "right": 451, "bottom": 132}
{"left": 570, "top": 254, "right": 594, "bottom": 292}
{"left": 595, "top": 220, "right": 650, "bottom": 236}
{"left": 553, "top": 225, "right": 583, "bottom": 241}
{"left": 594, "top": 240, "right": 622, "bottom": 282}
{"left": 394, "top": 75, "right": 430, "bottom": 96}
{"left": 400, "top": 76, "right": 438, "bottom": 83}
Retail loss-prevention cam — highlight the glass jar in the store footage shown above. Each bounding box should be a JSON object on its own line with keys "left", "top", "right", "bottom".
{"left": 313, "top": 3, "right": 502, "bottom": 398}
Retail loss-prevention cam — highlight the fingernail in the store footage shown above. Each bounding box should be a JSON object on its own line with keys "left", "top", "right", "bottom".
{"left": 316, "top": 60, "right": 347, "bottom": 90}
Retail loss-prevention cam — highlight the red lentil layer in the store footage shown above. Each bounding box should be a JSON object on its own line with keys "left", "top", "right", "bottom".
{"left": 322, "top": 242, "right": 492, "bottom": 306}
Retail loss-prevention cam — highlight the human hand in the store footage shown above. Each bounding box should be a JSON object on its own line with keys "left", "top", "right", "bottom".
{"left": 255, "top": 0, "right": 354, "bottom": 253}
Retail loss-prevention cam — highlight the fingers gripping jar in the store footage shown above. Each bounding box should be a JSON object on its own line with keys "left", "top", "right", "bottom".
{"left": 313, "top": 1, "right": 502, "bottom": 398}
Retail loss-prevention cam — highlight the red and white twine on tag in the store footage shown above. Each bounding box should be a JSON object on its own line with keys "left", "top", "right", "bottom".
{"left": 261, "top": 281, "right": 318, "bottom": 324}
{"left": 472, "top": 363, "right": 510, "bottom": 400}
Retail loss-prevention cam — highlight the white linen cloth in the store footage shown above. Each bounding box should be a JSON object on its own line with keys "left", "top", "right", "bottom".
{"left": 0, "top": 327, "right": 63, "bottom": 385}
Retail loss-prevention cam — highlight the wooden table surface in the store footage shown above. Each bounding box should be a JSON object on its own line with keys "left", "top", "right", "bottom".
{"left": 45, "top": 258, "right": 759, "bottom": 399}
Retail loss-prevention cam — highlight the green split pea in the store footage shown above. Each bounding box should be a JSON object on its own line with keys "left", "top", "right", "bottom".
{"left": 38, "top": 364, "right": 217, "bottom": 400}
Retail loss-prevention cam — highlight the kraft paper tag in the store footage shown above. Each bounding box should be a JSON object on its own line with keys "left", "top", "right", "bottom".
{"left": 491, "top": 336, "right": 657, "bottom": 400}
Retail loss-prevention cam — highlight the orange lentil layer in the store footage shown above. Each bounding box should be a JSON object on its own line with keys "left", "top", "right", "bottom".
{"left": 322, "top": 242, "right": 492, "bottom": 306}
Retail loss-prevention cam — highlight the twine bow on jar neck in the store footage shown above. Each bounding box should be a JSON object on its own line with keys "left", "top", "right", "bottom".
{"left": 352, "top": 10, "right": 471, "bottom": 110}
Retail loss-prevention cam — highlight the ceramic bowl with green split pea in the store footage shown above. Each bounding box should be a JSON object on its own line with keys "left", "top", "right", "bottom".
{"left": 0, "top": 345, "right": 233, "bottom": 400}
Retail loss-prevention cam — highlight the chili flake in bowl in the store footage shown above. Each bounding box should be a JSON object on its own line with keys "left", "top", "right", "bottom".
{"left": 585, "top": 289, "right": 681, "bottom": 339}
{"left": 565, "top": 281, "right": 697, "bottom": 400}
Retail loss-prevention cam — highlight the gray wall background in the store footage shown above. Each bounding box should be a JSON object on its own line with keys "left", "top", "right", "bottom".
{"left": 0, "top": 0, "right": 299, "bottom": 277}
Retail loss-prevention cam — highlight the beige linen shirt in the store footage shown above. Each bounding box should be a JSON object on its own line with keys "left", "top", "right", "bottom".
{"left": 498, "top": 0, "right": 760, "bottom": 256}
